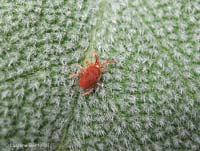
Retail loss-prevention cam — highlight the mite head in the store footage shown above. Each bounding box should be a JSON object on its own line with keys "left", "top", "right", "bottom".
{"left": 93, "top": 51, "right": 116, "bottom": 70}
{"left": 93, "top": 51, "right": 100, "bottom": 66}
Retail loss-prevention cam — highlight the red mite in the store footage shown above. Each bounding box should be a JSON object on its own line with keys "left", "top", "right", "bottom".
{"left": 69, "top": 51, "right": 116, "bottom": 96}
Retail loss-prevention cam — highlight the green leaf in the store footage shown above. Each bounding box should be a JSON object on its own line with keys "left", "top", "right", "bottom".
{"left": 0, "top": 0, "right": 200, "bottom": 150}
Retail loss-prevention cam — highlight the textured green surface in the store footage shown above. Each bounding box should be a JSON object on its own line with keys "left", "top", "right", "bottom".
{"left": 0, "top": 0, "right": 200, "bottom": 151}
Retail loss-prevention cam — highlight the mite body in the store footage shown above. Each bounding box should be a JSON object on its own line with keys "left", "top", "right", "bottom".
{"left": 69, "top": 51, "right": 116, "bottom": 96}
{"left": 79, "top": 65, "right": 102, "bottom": 89}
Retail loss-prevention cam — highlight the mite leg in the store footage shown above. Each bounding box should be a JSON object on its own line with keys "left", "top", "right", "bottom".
{"left": 76, "top": 64, "right": 84, "bottom": 70}
{"left": 69, "top": 73, "right": 80, "bottom": 78}
{"left": 97, "top": 82, "right": 104, "bottom": 88}
{"left": 82, "top": 88, "right": 94, "bottom": 96}
{"left": 69, "top": 63, "right": 84, "bottom": 78}
{"left": 100, "top": 60, "right": 116, "bottom": 70}
{"left": 101, "top": 60, "right": 116, "bottom": 67}
{"left": 85, "top": 60, "right": 93, "bottom": 65}
{"left": 100, "top": 67, "right": 110, "bottom": 71}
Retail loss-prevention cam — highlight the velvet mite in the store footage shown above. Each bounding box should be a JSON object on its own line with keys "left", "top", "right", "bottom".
{"left": 69, "top": 51, "right": 116, "bottom": 96}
